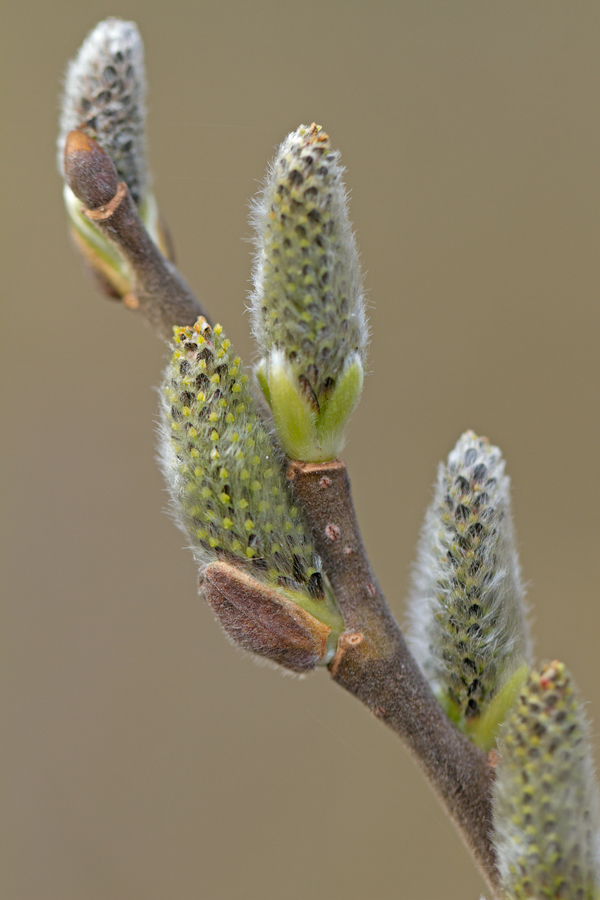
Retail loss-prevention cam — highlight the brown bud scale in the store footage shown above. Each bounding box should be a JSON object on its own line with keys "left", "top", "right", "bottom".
{"left": 201, "top": 561, "right": 332, "bottom": 673}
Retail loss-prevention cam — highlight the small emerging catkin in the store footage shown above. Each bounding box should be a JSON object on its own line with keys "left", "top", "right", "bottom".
{"left": 58, "top": 18, "right": 147, "bottom": 204}
{"left": 58, "top": 18, "right": 171, "bottom": 299}
{"left": 159, "top": 318, "right": 343, "bottom": 658}
{"left": 492, "top": 661, "right": 600, "bottom": 900}
{"left": 407, "top": 431, "right": 531, "bottom": 749}
{"left": 250, "top": 124, "right": 367, "bottom": 462}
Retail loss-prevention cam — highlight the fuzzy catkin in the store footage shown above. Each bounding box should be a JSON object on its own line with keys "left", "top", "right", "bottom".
{"left": 159, "top": 319, "right": 339, "bottom": 622}
{"left": 492, "top": 661, "right": 600, "bottom": 900}
{"left": 408, "top": 431, "right": 530, "bottom": 731}
{"left": 250, "top": 124, "right": 367, "bottom": 405}
{"left": 58, "top": 18, "right": 147, "bottom": 204}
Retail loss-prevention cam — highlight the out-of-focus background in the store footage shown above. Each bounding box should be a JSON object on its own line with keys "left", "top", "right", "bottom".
{"left": 4, "top": 3, "right": 600, "bottom": 898}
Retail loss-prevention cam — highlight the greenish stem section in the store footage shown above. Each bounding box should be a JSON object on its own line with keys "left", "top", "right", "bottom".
{"left": 260, "top": 351, "right": 364, "bottom": 463}
{"left": 466, "top": 664, "right": 530, "bottom": 752}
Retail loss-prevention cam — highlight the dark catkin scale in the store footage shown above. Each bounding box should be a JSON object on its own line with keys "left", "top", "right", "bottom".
{"left": 436, "top": 437, "right": 518, "bottom": 712}
{"left": 409, "top": 431, "right": 530, "bottom": 730}
{"left": 160, "top": 319, "right": 332, "bottom": 608}
{"left": 251, "top": 124, "right": 366, "bottom": 405}
{"left": 493, "top": 663, "right": 600, "bottom": 900}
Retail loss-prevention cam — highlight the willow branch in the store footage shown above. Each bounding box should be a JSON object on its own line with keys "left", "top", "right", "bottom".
{"left": 63, "top": 131, "right": 208, "bottom": 340}
{"left": 64, "top": 130, "right": 499, "bottom": 893}
{"left": 287, "top": 459, "right": 500, "bottom": 897}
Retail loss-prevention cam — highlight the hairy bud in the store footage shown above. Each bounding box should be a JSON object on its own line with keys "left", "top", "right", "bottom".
{"left": 58, "top": 19, "right": 171, "bottom": 298}
{"left": 251, "top": 124, "right": 367, "bottom": 462}
{"left": 492, "top": 661, "right": 600, "bottom": 900}
{"left": 407, "top": 431, "right": 531, "bottom": 749}
{"left": 201, "top": 562, "right": 334, "bottom": 672}
{"left": 159, "top": 318, "right": 344, "bottom": 666}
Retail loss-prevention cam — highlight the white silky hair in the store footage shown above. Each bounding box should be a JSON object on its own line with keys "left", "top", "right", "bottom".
{"left": 248, "top": 125, "right": 369, "bottom": 368}
{"left": 407, "top": 431, "right": 531, "bottom": 706}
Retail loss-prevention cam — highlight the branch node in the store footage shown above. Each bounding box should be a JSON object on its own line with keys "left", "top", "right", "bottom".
{"left": 329, "top": 630, "right": 364, "bottom": 677}
{"left": 325, "top": 523, "right": 341, "bottom": 541}
{"left": 84, "top": 182, "right": 127, "bottom": 220}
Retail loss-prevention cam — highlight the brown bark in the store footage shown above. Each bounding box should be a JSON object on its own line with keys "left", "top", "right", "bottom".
{"left": 287, "top": 460, "right": 500, "bottom": 896}
{"left": 64, "top": 131, "right": 208, "bottom": 340}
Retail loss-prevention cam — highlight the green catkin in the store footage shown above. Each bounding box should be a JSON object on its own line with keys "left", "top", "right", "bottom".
{"left": 250, "top": 124, "right": 367, "bottom": 462}
{"left": 492, "top": 661, "right": 600, "bottom": 900}
{"left": 408, "top": 431, "right": 531, "bottom": 749}
{"left": 159, "top": 318, "right": 343, "bottom": 634}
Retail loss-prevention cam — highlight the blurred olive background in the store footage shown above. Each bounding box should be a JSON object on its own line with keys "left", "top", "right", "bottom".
{"left": 4, "top": 3, "right": 600, "bottom": 898}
